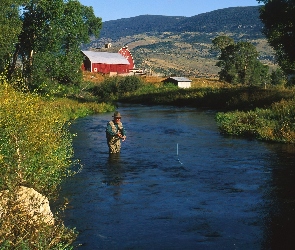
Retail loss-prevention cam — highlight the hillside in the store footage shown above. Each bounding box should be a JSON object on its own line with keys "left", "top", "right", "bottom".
{"left": 99, "top": 15, "right": 187, "bottom": 39}
{"left": 85, "top": 6, "right": 276, "bottom": 77}
{"left": 99, "top": 6, "right": 263, "bottom": 39}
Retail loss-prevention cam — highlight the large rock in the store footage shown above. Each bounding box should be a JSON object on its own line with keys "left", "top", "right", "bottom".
{"left": 0, "top": 186, "right": 54, "bottom": 225}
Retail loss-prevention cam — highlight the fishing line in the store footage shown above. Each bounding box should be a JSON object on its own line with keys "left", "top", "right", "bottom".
{"left": 176, "top": 143, "right": 183, "bottom": 165}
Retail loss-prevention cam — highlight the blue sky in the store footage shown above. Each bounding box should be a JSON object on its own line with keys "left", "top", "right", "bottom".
{"left": 79, "top": 0, "right": 262, "bottom": 22}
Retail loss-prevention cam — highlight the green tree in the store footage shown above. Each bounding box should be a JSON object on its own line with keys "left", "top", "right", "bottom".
{"left": 258, "top": 0, "right": 295, "bottom": 75}
{"left": 270, "top": 68, "right": 287, "bottom": 86}
{"left": 211, "top": 35, "right": 235, "bottom": 52}
{"left": 0, "top": 0, "right": 22, "bottom": 73}
{"left": 214, "top": 36, "right": 269, "bottom": 85}
{"left": 9, "top": 0, "right": 102, "bottom": 88}
{"left": 210, "top": 35, "right": 235, "bottom": 59}
{"left": 118, "top": 76, "right": 143, "bottom": 94}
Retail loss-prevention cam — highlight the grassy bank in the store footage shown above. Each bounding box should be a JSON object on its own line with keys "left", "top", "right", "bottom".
{"left": 120, "top": 84, "right": 294, "bottom": 111}
{"left": 91, "top": 75, "right": 292, "bottom": 111}
{"left": 0, "top": 78, "right": 113, "bottom": 249}
{"left": 216, "top": 99, "right": 295, "bottom": 143}
{"left": 91, "top": 75, "right": 295, "bottom": 143}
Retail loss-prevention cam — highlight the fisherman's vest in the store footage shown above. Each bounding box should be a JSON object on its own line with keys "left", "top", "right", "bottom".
{"left": 106, "top": 121, "right": 123, "bottom": 140}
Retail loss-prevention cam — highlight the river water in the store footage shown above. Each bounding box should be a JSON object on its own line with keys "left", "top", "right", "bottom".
{"left": 58, "top": 104, "right": 295, "bottom": 250}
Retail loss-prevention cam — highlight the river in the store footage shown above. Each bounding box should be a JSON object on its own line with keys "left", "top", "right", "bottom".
{"left": 57, "top": 104, "right": 295, "bottom": 250}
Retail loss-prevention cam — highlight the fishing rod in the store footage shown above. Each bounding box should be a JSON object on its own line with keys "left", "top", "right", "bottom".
{"left": 176, "top": 143, "right": 183, "bottom": 165}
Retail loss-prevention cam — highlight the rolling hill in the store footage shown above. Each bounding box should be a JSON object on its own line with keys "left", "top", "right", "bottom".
{"left": 84, "top": 6, "right": 275, "bottom": 77}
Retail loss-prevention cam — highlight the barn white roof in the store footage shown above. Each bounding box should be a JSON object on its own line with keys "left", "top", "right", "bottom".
{"left": 82, "top": 50, "right": 130, "bottom": 65}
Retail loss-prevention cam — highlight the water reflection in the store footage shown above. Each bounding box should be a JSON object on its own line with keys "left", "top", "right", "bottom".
{"left": 262, "top": 144, "right": 295, "bottom": 249}
{"left": 103, "top": 154, "right": 123, "bottom": 197}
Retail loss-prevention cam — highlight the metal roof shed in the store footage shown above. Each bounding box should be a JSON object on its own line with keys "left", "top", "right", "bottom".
{"left": 162, "top": 77, "right": 192, "bottom": 88}
{"left": 81, "top": 50, "right": 130, "bottom": 74}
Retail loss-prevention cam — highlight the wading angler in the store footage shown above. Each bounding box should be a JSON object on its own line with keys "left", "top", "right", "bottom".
{"left": 106, "top": 111, "right": 127, "bottom": 154}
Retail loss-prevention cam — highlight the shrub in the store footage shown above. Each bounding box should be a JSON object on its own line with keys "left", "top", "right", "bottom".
{"left": 92, "top": 76, "right": 143, "bottom": 100}
{"left": 216, "top": 99, "right": 295, "bottom": 143}
{"left": 118, "top": 76, "right": 143, "bottom": 94}
{"left": 0, "top": 190, "right": 77, "bottom": 249}
{"left": 0, "top": 76, "right": 113, "bottom": 248}
{"left": 270, "top": 68, "right": 287, "bottom": 86}
{"left": 91, "top": 77, "right": 118, "bottom": 100}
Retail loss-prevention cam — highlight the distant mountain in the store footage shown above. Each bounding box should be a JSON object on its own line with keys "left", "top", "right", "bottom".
{"left": 87, "top": 6, "right": 275, "bottom": 77}
{"left": 99, "top": 15, "right": 187, "bottom": 39}
{"left": 174, "top": 6, "right": 263, "bottom": 38}
{"left": 99, "top": 6, "right": 263, "bottom": 40}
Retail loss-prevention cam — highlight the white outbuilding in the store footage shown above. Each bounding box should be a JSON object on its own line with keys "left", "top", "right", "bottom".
{"left": 162, "top": 77, "right": 192, "bottom": 88}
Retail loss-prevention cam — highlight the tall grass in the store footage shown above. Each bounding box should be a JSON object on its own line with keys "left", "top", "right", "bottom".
{"left": 216, "top": 98, "right": 295, "bottom": 143}
{"left": 0, "top": 76, "right": 113, "bottom": 248}
{"left": 118, "top": 82, "right": 294, "bottom": 111}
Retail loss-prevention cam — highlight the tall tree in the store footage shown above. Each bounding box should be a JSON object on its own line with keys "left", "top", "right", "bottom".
{"left": 0, "top": 0, "right": 22, "bottom": 74}
{"left": 214, "top": 36, "right": 269, "bottom": 85}
{"left": 9, "top": 0, "right": 102, "bottom": 87}
{"left": 211, "top": 36, "right": 235, "bottom": 52}
{"left": 258, "top": 0, "right": 295, "bottom": 75}
{"left": 210, "top": 36, "right": 235, "bottom": 59}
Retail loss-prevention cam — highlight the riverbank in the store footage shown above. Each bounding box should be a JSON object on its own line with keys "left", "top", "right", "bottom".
{"left": 125, "top": 86, "right": 295, "bottom": 143}
{"left": 85, "top": 74, "right": 295, "bottom": 143}
{"left": 109, "top": 77, "right": 295, "bottom": 143}
{"left": 0, "top": 80, "right": 113, "bottom": 248}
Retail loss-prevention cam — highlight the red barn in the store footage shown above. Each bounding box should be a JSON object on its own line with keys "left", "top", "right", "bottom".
{"left": 118, "top": 46, "right": 135, "bottom": 70}
{"left": 81, "top": 50, "right": 130, "bottom": 74}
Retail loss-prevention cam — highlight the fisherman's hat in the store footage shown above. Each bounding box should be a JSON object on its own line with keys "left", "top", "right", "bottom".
{"left": 113, "top": 111, "right": 121, "bottom": 118}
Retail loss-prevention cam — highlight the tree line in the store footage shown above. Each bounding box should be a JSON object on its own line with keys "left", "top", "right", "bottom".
{"left": 258, "top": 0, "right": 295, "bottom": 78}
{"left": 0, "top": 0, "right": 102, "bottom": 91}
{"left": 211, "top": 35, "right": 288, "bottom": 87}
{"left": 211, "top": 0, "right": 295, "bottom": 87}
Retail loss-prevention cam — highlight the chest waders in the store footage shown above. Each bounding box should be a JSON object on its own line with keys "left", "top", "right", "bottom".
{"left": 107, "top": 121, "right": 123, "bottom": 153}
